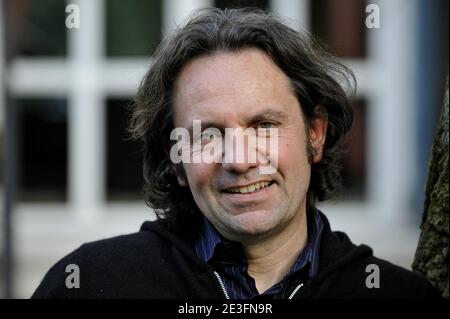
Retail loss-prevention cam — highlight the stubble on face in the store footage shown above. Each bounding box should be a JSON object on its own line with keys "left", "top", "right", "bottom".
{"left": 172, "top": 49, "right": 314, "bottom": 243}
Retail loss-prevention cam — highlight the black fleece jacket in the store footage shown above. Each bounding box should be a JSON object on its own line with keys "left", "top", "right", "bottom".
{"left": 32, "top": 212, "right": 440, "bottom": 299}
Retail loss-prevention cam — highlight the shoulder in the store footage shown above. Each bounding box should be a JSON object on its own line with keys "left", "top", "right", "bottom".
{"left": 31, "top": 221, "right": 192, "bottom": 298}
{"left": 315, "top": 213, "right": 441, "bottom": 299}
{"left": 331, "top": 254, "right": 440, "bottom": 298}
{"left": 60, "top": 223, "right": 174, "bottom": 268}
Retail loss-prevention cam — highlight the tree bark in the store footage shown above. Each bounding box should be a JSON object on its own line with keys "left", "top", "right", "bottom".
{"left": 412, "top": 77, "right": 449, "bottom": 299}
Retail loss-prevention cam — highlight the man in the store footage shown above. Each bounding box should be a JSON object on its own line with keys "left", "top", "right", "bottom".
{"left": 33, "top": 8, "right": 438, "bottom": 299}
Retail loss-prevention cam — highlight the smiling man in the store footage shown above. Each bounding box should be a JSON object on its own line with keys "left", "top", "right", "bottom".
{"left": 171, "top": 48, "right": 326, "bottom": 295}
{"left": 33, "top": 8, "right": 439, "bottom": 299}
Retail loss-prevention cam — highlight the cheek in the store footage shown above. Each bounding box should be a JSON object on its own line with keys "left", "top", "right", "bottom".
{"left": 184, "top": 163, "right": 214, "bottom": 194}
{"left": 276, "top": 137, "right": 310, "bottom": 178}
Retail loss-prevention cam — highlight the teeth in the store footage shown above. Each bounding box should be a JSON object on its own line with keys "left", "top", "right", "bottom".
{"left": 227, "top": 181, "right": 271, "bottom": 194}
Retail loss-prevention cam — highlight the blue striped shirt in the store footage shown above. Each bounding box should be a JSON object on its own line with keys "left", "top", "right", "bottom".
{"left": 194, "top": 209, "right": 324, "bottom": 299}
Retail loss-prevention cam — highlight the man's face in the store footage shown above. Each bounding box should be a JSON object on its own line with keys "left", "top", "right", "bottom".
{"left": 173, "top": 49, "right": 326, "bottom": 243}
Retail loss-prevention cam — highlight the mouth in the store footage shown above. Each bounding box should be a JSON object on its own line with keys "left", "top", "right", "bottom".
{"left": 222, "top": 181, "right": 275, "bottom": 194}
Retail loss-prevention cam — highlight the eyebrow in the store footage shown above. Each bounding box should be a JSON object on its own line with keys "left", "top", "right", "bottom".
{"left": 185, "top": 108, "right": 289, "bottom": 133}
{"left": 246, "top": 108, "right": 289, "bottom": 125}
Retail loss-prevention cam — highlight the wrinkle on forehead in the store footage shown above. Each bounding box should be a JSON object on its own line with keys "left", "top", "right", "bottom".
{"left": 172, "top": 48, "right": 297, "bottom": 127}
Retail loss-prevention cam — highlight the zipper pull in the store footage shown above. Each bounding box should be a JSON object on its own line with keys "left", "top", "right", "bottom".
{"left": 288, "top": 282, "right": 304, "bottom": 299}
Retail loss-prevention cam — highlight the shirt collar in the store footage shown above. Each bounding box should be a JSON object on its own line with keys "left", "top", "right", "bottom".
{"left": 194, "top": 217, "right": 223, "bottom": 263}
{"left": 194, "top": 209, "right": 324, "bottom": 278}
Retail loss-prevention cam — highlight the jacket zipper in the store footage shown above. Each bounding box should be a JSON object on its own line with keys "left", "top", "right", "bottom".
{"left": 213, "top": 271, "right": 230, "bottom": 299}
{"left": 212, "top": 270, "right": 304, "bottom": 300}
{"left": 287, "top": 282, "right": 304, "bottom": 299}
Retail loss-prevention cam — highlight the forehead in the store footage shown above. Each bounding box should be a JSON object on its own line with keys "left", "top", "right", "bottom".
{"left": 172, "top": 48, "right": 298, "bottom": 126}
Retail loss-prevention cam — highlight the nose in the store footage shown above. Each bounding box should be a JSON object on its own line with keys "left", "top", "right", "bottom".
{"left": 221, "top": 130, "right": 259, "bottom": 173}
{"left": 221, "top": 158, "right": 258, "bottom": 173}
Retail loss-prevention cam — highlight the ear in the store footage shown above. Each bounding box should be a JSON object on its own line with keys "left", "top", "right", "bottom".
{"left": 177, "top": 176, "right": 187, "bottom": 187}
{"left": 310, "top": 105, "right": 328, "bottom": 163}
{"left": 173, "top": 164, "right": 188, "bottom": 187}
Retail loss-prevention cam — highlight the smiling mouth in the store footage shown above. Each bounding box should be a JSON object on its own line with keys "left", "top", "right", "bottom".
{"left": 223, "top": 181, "right": 274, "bottom": 194}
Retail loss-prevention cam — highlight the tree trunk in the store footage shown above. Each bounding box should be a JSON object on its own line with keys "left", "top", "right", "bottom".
{"left": 412, "top": 77, "right": 449, "bottom": 299}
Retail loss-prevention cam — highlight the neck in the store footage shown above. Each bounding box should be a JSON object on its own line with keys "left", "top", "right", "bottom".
{"left": 244, "top": 210, "right": 308, "bottom": 294}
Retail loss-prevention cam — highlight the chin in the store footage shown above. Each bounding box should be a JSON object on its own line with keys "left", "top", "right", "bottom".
{"left": 226, "top": 210, "right": 281, "bottom": 237}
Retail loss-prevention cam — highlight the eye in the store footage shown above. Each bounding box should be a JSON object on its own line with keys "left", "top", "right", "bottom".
{"left": 257, "top": 121, "right": 274, "bottom": 129}
{"left": 200, "top": 129, "right": 221, "bottom": 142}
{"left": 201, "top": 132, "right": 214, "bottom": 141}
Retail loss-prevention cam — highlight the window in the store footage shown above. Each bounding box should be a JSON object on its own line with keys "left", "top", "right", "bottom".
{"left": 16, "top": 98, "right": 68, "bottom": 202}
{"left": 341, "top": 99, "right": 367, "bottom": 200}
{"left": 311, "top": 0, "right": 367, "bottom": 58}
{"left": 106, "top": 98, "right": 143, "bottom": 201}
{"left": 11, "top": 0, "right": 67, "bottom": 57}
{"left": 106, "top": 0, "right": 163, "bottom": 57}
{"left": 215, "top": 0, "right": 269, "bottom": 10}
